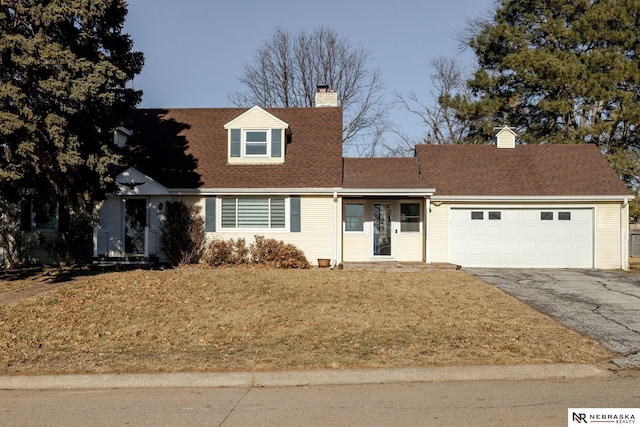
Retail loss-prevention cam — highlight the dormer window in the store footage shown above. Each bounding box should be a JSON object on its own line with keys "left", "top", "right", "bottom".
{"left": 225, "top": 106, "right": 288, "bottom": 165}
{"left": 245, "top": 130, "right": 268, "bottom": 156}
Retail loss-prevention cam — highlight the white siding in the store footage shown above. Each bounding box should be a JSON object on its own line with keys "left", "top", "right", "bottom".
{"left": 429, "top": 201, "right": 626, "bottom": 269}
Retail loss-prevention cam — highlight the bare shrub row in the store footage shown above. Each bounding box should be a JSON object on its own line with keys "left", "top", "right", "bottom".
{"left": 202, "top": 235, "right": 310, "bottom": 269}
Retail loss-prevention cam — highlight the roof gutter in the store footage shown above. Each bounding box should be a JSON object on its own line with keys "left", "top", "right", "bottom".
{"left": 339, "top": 188, "right": 436, "bottom": 197}
{"left": 170, "top": 188, "right": 436, "bottom": 197}
{"left": 169, "top": 188, "right": 344, "bottom": 196}
{"left": 431, "top": 195, "right": 632, "bottom": 202}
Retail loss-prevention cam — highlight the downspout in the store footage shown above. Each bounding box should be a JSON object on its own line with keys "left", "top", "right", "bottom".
{"left": 331, "top": 191, "right": 338, "bottom": 269}
{"left": 622, "top": 198, "right": 629, "bottom": 270}
{"left": 425, "top": 197, "right": 430, "bottom": 264}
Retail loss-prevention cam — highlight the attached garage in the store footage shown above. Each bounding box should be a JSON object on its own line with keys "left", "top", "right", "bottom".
{"left": 449, "top": 208, "right": 594, "bottom": 268}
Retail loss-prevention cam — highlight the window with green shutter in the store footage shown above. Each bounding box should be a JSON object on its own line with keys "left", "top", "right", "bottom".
{"left": 220, "top": 197, "right": 287, "bottom": 229}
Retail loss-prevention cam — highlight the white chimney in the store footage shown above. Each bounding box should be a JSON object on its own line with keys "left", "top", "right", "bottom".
{"left": 315, "top": 84, "right": 338, "bottom": 107}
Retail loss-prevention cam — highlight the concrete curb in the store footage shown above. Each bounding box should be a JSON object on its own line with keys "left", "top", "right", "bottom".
{"left": 0, "top": 363, "right": 612, "bottom": 390}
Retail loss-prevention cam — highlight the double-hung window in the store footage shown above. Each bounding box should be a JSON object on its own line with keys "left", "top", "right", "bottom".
{"left": 221, "top": 197, "right": 285, "bottom": 229}
{"left": 229, "top": 128, "right": 284, "bottom": 161}
{"left": 400, "top": 203, "right": 420, "bottom": 232}
{"left": 244, "top": 130, "right": 268, "bottom": 156}
{"left": 345, "top": 203, "right": 364, "bottom": 232}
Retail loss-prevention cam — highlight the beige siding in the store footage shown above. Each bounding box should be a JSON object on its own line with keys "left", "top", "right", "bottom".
{"left": 343, "top": 233, "right": 370, "bottom": 262}
{"left": 595, "top": 202, "right": 623, "bottom": 269}
{"left": 394, "top": 233, "right": 423, "bottom": 261}
{"left": 205, "top": 195, "right": 339, "bottom": 266}
{"left": 342, "top": 199, "right": 425, "bottom": 262}
{"left": 428, "top": 203, "right": 450, "bottom": 263}
{"left": 226, "top": 107, "right": 287, "bottom": 129}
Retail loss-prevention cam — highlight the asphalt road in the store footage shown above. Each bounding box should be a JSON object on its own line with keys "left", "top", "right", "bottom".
{"left": 465, "top": 268, "right": 640, "bottom": 367}
{"left": 1, "top": 371, "right": 638, "bottom": 426}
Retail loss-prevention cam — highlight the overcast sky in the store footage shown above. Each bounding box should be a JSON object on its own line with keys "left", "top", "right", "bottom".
{"left": 124, "top": 0, "right": 494, "bottom": 143}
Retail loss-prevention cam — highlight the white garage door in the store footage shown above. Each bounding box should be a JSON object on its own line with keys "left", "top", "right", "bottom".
{"left": 450, "top": 208, "right": 593, "bottom": 268}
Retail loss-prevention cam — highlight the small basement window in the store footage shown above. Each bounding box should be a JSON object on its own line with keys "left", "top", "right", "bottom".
{"left": 488, "top": 211, "right": 501, "bottom": 220}
{"left": 541, "top": 212, "right": 553, "bottom": 220}
{"left": 471, "top": 211, "right": 484, "bottom": 220}
{"left": 558, "top": 212, "right": 571, "bottom": 221}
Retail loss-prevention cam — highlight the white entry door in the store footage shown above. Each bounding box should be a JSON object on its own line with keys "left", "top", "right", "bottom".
{"left": 450, "top": 208, "right": 593, "bottom": 268}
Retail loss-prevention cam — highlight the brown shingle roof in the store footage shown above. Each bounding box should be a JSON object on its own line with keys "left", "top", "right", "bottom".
{"left": 415, "top": 144, "right": 630, "bottom": 196}
{"left": 127, "top": 107, "right": 343, "bottom": 189}
{"left": 343, "top": 158, "right": 425, "bottom": 188}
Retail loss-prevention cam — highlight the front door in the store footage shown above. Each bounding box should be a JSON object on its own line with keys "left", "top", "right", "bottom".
{"left": 373, "top": 203, "right": 392, "bottom": 256}
{"left": 124, "top": 199, "right": 147, "bottom": 255}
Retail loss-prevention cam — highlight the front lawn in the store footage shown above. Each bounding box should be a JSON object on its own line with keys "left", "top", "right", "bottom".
{"left": 0, "top": 268, "right": 612, "bottom": 374}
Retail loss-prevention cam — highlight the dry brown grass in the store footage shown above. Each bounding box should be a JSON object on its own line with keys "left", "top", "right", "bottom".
{"left": 0, "top": 268, "right": 612, "bottom": 375}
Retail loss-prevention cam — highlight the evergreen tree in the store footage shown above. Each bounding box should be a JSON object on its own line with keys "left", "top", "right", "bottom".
{"left": 0, "top": 0, "right": 143, "bottom": 211}
{"left": 452, "top": 0, "right": 640, "bottom": 189}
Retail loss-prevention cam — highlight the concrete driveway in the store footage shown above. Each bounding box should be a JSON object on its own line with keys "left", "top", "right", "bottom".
{"left": 464, "top": 268, "right": 640, "bottom": 367}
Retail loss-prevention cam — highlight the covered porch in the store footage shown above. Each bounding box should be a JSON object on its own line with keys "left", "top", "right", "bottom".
{"left": 92, "top": 168, "right": 169, "bottom": 265}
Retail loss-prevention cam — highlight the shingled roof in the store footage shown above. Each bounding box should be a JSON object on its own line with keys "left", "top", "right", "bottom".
{"left": 415, "top": 144, "right": 630, "bottom": 197}
{"left": 343, "top": 157, "right": 425, "bottom": 189}
{"left": 126, "top": 107, "right": 343, "bottom": 190}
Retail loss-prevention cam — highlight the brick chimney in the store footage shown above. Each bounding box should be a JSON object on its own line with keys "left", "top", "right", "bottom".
{"left": 315, "top": 84, "right": 338, "bottom": 107}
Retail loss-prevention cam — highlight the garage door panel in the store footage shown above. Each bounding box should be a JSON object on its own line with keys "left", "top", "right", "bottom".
{"left": 450, "top": 208, "right": 593, "bottom": 268}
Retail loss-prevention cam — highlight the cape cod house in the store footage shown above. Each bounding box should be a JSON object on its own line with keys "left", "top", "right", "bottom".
{"left": 93, "top": 89, "right": 632, "bottom": 270}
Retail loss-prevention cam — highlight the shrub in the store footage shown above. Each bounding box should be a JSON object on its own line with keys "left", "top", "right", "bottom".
{"left": 201, "top": 235, "right": 309, "bottom": 269}
{"left": 160, "top": 200, "right": 206, "bottom": 267}
{"left": 250, "top": 235, "right": 310, "bottom": 269}
{"left": 202, "top": 238, "right": 248, "bottom": 267}
{"left": 51, "top": 210, "right": 94, "bottom": 266}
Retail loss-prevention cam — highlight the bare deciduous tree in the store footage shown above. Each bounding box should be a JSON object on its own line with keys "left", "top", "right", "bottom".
{"left": 230, "top": 27, "right": 391, "bottom": 156}
{"left": 397, "top": 56, "right": 472, "bottom": 146}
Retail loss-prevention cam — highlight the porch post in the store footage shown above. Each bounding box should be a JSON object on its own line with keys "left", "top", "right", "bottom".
{"left": 144, "top": 226, "right": 150, "bottom": 258}
{"left": 92, "top": 226, "right": 99, "bottom": 258}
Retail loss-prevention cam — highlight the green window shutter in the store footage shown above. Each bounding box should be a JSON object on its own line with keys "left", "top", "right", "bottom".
{"left": 271, "top": 129, "right": 282, "bottom": 158}
{"left": 205, "top": 197, "right": 216, "bottom": 232}
{"left": 230, "top": 129, "right": 241, "bottom": 157}
{"left": 290, "top": 196, "right": 301, "bottom": 232}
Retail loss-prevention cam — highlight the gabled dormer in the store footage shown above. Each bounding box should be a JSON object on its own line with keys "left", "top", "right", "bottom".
{"left": 224, "top": 106, "right": 289, "bottom": 164}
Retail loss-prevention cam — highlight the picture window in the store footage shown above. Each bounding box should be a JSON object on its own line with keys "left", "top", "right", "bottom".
{"left": 221, "top": 197, "right": 285, "bottom": 229}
